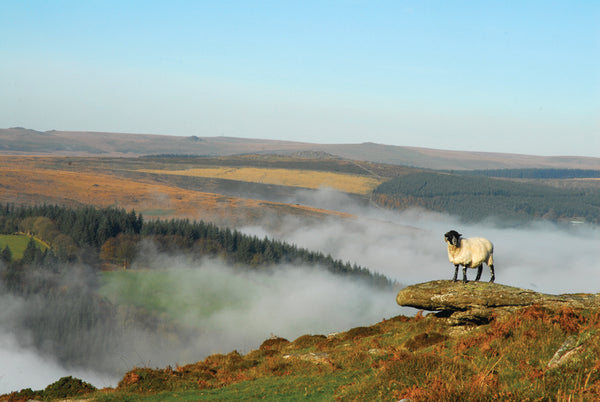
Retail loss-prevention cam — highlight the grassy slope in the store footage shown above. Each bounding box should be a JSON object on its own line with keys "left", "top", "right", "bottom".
{"left": 3, "top": 128, "right": 600, "bottom": 171}
{"left": 4, "top": 155, "right": 598, "bottom": 227}
{"left": 3, "top": 155, "right": 597, "bottom": 227}
{"left": 0, "top": 234, "right": 48, "bottom": 260}
{"left": 136, "top": 167, "right": 384, "bottom": 195}
{"left": 0, "top": 156, "right": 357, "bottom": 226}
{"left": 21, "top": 304, "right": 597, "bottom": 401}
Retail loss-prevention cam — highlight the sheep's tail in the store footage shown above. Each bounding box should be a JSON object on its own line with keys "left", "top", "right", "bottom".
{"left": 486, "top": 243, "right": 494, "bottom": 266}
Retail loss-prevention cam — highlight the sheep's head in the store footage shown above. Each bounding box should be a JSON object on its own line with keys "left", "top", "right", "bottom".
{"left": 444, "top": 230, "right": 462, "bottom": 247}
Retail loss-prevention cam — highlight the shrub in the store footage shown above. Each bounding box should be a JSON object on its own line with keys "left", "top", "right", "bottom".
{"left": 2, "top": 387, "right": 42, "bottom": 402}
{"left": 117, "top": 368, "right": 178, "bottom": 393}
{"left": 260, "top": 336, "right": 290, "bottom": 351}
{"left": 292, "top": 334, "right": 327, "bottom": 349}
{"left": 44, "top": 376, "right": 96, "bottom": 399}
{"left": 344, "top": 326, "right": 380, "bottom": 340}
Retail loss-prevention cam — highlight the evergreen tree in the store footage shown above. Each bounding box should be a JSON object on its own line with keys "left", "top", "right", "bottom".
{"left": 0, "top": 204, "right": 393, "bottom": 287}
{"left": 1, "top": 245, "right": 12, "bottom": 263}
{"left": 21, "top": 237, "right": 43, "bottom": 264}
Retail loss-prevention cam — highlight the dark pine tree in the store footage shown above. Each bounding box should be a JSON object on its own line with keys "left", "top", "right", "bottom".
{"left": 21, "top": 237, "right": 43, "bottom": 264}
{"left": 1, "top": 245, "right": 12, "bottom": 263}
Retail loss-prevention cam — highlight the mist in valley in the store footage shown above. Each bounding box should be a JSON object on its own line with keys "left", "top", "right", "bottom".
{"left": 255, "top": 188, "right": 600, "bottom": 294}
{"left": 1, "top": 188, "right": 599, "bottom": 394}
{"left": 0, "top": 243, "right": 400, "bottom": 393}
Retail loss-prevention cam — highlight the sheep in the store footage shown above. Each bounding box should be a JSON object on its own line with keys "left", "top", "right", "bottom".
{"left": 444, "top": 230, "right": 495, "bottom": 283}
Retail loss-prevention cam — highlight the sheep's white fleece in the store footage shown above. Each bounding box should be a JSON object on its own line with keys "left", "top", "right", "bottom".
{"left": 447, "top": 237, "right": 494, "bottom": 268}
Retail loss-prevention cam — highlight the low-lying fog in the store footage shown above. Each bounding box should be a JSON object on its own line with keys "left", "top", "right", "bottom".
{"left": 250, "top": 188, "right": 600, "bottom": 294}
{"left": 1, "top": 188, "right": 598, "bottom": 393}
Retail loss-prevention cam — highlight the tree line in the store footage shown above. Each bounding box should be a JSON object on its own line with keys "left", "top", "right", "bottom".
{"left": 458, "top": 168, "right": 600, "bottom": 179}
{"left": 373, "top": 172, "right": 600, "bottom": 224}
{"left": 0, "top": 204, "right": 391, "bottom": 288}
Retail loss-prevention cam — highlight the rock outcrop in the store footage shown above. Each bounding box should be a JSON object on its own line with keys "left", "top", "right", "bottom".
{"left": 396, "top": 280, "right": 600, "bottom": 325}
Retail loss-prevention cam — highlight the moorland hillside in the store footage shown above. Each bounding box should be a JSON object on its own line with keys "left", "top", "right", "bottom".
{"left": 3, "top": 127, "right": 600, "bottom": 171}
{"left": 4, "top": 281, "right": 599, "bottom": 401}
{"left": 1, "top": 135, "right": 599, "bottom": 400}
{"left": 1, "top": 153, "right": 599, "bottom": 227}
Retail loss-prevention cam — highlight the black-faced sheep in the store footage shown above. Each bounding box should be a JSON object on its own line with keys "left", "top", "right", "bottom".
{"left": 444, "top": 230, "right": 495, "bottom": 283}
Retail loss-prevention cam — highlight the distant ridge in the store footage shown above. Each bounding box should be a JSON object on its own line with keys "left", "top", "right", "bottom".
{"left": 2, "top": 127, "right": 600, "bottom": 171}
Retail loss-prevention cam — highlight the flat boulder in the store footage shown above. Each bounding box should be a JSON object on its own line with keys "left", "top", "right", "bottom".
{"left": 396, "top": 280, "right": 599, "bottom": 325}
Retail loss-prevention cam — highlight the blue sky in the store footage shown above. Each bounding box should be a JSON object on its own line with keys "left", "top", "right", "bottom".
{"left": 1, "top": 1, "right": 598, "bottom": 156}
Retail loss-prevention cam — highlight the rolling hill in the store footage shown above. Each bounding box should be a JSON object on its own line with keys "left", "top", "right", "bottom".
{"left": 0, "top": 155, "right": 361, "bottom": 226}
{"left": 1, "top": 151, "right": 599, "bottom": 227}
{"left": 3, "top": 127, "right": 600, "bottom": 171}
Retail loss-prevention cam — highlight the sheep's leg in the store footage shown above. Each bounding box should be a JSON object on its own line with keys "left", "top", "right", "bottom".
{"left": 489, "top": 265, "right": 495, "bottom": 283}
{"left": 452, "top": 265, "right": 460, "bottom": 281}
{"left": 475, "top": 265, "right": 482, "bottom": 281}
{"left": 462, "top": 266, "right": 468, "bottom": 283}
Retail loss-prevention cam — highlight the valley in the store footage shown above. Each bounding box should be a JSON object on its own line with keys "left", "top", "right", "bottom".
{"left": 0, "top": 134, "right": 599, "bottom": 400}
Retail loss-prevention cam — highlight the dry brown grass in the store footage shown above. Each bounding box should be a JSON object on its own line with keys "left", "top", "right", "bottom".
{"left": 137, "top": 167, "right": 384, "bottom": 195}
{"left": 0, "top": 156, "right": 351, "bottom": 225}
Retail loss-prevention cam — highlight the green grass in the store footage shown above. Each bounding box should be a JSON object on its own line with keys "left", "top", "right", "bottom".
{"left": 94, "top": 373, "right": 359, "bottom": 401}
{"left": 98, "top": 269, "right": 259, "bottom": 325}
{"left": 0, "top": 234, "right": 48, "bottom": 260}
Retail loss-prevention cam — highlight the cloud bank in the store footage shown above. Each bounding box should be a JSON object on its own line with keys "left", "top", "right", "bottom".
{"left": 245, "top": 188, "right": 600, "bottom": 294}
{"left": 0, "top": 256, "right": 400, "bottom": 394}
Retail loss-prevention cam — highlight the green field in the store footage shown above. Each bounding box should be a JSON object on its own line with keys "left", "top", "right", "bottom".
{"left": 0, "top": 234, "right": 48, "bottom": 261}
{"left": 98, "top": 268, "right": 259, "bottom": 325}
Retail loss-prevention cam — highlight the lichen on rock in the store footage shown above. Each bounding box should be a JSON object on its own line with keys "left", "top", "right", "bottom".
{"left": 396, "top": 280, "right": 599, "bottom": 325}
